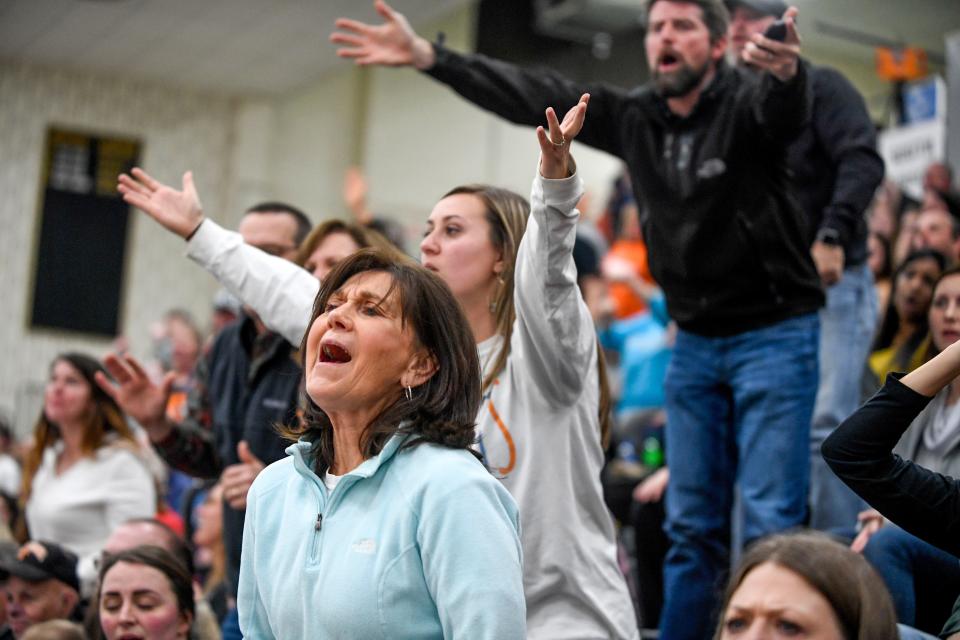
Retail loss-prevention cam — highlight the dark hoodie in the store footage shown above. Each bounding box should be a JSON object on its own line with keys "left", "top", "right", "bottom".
{"left": 426, "top": 46, "right": 823, "bottom": 336}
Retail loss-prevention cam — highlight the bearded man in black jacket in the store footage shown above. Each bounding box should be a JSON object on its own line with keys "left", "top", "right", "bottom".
{"left": 332, "top": 1, "right": 822, "bottom": 637}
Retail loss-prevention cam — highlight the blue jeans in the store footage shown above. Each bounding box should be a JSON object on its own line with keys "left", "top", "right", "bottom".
{"left": 864, "top": 525, "right": 960, "bottom": 632}
{"left": 659, "top": 313, "right": 819, "bottom": 640}
{"left": 809, "top": 264, "right": 878, "bottom": 531}
{"left": 222, "top": 606, "right": 242, "bottom": 640}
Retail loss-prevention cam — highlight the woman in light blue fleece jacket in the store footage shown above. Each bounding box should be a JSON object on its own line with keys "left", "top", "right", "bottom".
{"left": 238, "top": 248, "right": 525, "bottom": 639}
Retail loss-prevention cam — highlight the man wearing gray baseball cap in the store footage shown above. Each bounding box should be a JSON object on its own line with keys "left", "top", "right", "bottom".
{"left": 0, "top": 541, "right": 81, "bottom": 639}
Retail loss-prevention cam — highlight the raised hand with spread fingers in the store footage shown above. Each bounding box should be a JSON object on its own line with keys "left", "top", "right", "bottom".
{"left": 536, "top": 93, "right": 590, "bottom": 180}
{"left": 330, "top": 0, "right": 435, "bottom": 70}
{"left": 95, "top": 353, "right": 174, "bottom": 440}
{"left": 117, "top": 168, "right": 204, "bottom": 239}
{"left": 741, "top": 6, "right": 802, "bottom": 82}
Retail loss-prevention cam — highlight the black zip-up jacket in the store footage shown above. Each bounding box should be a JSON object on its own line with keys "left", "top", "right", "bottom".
{"left": 427, "top": 47, "right": 824, "bottom": 336}
{"left": 788, "top": 62, "right": 884, "bottom": 265}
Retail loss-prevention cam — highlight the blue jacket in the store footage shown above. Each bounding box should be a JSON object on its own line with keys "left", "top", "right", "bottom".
{"left": 238, "top": 434, "right": 526, "bottom": 639}
{"left": 600, "top": 294, "right": 672, "bottom": 416}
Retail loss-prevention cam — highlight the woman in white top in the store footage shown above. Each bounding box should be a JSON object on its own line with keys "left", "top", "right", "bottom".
{"left": 118, "top": 95, "right": 639, "bottom": 639}
{"left": 23, "top": 353, "right": 156, "bottom": 590}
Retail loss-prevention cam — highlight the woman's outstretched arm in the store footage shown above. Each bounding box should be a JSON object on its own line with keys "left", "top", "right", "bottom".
{"left": 822, "top": 341, "right": 960, "bottom": 556}
{"left": 512, "top": 95, "right": 598, "bottom": 405}
{"left": 118, "top": 168, "right": 317, "bottom": 345}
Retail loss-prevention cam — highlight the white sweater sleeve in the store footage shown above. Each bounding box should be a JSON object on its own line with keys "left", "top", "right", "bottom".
{"left": 512, "top": 167, "right": 597, "bottom": 405}
{"left": 186, "top": 219, "right": 319, "bottom": 346}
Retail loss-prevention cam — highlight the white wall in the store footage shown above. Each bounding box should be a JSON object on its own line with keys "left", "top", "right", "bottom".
{"left": 0, "top": 3, "right": 657, "bottom": 435}
{"left": 266, "top": 4, "right": 623, "bottom": 251}
{"left": 0, "top": 61, "right": 244, "bottom": 435}
{"left": 359, "top": 6, "right": 622, "bottom": 237}
{"left": 266, "top": 69, "right": 366, "bottom": 223}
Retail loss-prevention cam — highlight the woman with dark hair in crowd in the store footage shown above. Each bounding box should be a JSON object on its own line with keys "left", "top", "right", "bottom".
{"left": 296, "top": 218, "right": 398, "bottom": 281}
{"left": 714, "top": 532, "right": 898, "bottom": 640}
{"left": 238, "top": 248, "right": 524, "bottom": 637}
{"left": 117, "top": 94, "right": 637, "bottom": 638}
{"left": 23, "top": 353, "right": 156, "bottom": 590}
{"left": 98, "top": 545, "right": 195, "bottom": 640}
{"left": 867, "top": 250, "right": 946, "bottom": 389}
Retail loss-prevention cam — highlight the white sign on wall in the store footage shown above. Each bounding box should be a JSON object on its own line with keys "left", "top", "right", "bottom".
{"left": 879, "top": 118, "right": 947, "bottom": 199}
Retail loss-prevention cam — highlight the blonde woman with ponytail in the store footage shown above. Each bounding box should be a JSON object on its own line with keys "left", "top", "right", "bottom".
{"left": 118, "top": 93, "right": 637, "bottom": 639}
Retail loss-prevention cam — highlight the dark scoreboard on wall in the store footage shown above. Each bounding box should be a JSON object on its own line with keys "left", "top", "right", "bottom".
{"left": 30, "top": 128, "right": 141, "bottom": 337}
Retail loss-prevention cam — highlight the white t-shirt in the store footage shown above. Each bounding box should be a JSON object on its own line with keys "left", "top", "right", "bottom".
{"left": 25, "top": 442, "right": 157, "bottom": 592}
{"left": 322, "top": 471, "right": 342, "bottom": 493}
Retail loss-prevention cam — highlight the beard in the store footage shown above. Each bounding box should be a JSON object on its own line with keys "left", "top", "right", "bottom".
{"left": 652, "top": 58, "right": 710, "bottom": 98}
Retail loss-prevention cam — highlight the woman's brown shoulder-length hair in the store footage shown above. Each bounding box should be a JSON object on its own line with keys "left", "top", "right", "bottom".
{"left": 284, "top": 248, "right": 483, "bottom": 474}
{"left": 22, "top": 352, "right": 138, "bottom": 501}
{"left": 713, "top": 531, "right": 898, "bottom": 640}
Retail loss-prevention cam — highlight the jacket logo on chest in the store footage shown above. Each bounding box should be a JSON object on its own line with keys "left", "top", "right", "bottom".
{"left": 696, "top": 158, "right": 726, "bottom": 179}
{"left": 350, "top": 538, "right": 376, "bottom": 555}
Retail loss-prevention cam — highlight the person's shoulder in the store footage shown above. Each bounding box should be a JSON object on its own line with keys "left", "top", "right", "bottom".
{"left": 96, "top": 440, "right": 144, "bottom": 464}
{"left": 805, "top": 62, "right": 858, "bottom": 93}
{"left": 804, "top": 60, "right": 844, "bottom": 80}
{"left": 628, "top": 82, "right": 657, "bottom": 106}
{"left": 252, "top": 455, "right": 296, "bottom": 496}
{"left": 393, "top": 445, "right": 519, "bottom": 525}
{"left": 394, "top": 444, "right": 493, "bottom": 489}
{"left": 92, "top": 442, "right": 154, "bottom": 483}
{"left": 398, "top": 442, "right": 482, "bottom": 470}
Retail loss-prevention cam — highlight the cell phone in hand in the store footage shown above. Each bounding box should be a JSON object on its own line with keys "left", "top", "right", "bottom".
{"left": 763, "top": 20, "right": 787, "bottom": 42}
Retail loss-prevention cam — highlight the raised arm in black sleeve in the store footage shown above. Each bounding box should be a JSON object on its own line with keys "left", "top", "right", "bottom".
{"left": 751, "top": 60, "right": 810, "bottom": 145}
{"left": 425, "top": 44, "right": 630, "bottom": 158}
{"left": 822, "top": 375, "right": 960, "bottom": 557}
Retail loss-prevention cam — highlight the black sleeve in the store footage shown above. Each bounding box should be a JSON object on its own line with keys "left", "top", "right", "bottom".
{"left": 425, "top": 44, "right": 630, "bottom": 158}
{"left": 152, "top": 347, "right": 223, "bottom": 478}
{"left": 810, "top": 66, "right": 885, "bottom": 245}
{"left": 821, "top": 375, "right": 960, "bottom": 557}
{"left": 751, "top": 62, "right": 810, "bottom": 145}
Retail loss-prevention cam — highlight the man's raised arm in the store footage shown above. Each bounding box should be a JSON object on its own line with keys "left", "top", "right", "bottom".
{"left": 743, "top": 7, "right": 811, "bottom": 143}
{"left": 330, "top": 0, "right": 629, "bottom": 158}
